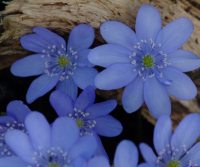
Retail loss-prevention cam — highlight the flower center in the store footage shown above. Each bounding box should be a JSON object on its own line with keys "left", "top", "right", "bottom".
{"left": 43, "top": 45, "right": 78, "bottom": 81}
{"left": 57, "top": 56, "right": 69, "bottom": 68}
{"left": 129, "top": 39, "right": 170, "bottom": 83}
{"left": 76, "top": 119, "right": 84, "bottom": 128}
{"left": 167, "top": 160, "right": 180, "bottom": 167}
{"left": 33, "top": 147, "right": 69, "bottom": 167}
{"left": 142, "top": 55, "right": 154, "bottom": 68}
{"left": 68, "top": 108, "right": 96, "bottom": 136}
{"left": 49, "top": 163, "right": 58, "bottom": 167}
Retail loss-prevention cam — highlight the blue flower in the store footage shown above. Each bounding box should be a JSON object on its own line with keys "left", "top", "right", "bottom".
{"left": 0, "top": 100, "right": 31, "bottom": 157}
{"left": 87, "top": 140, "right": 138, "bottom": 167}
{"left": 0, "top": 112, "right": 97, "bottom": 167}
{"left": 140, "top": 114, "right": 200, "bottom": 167}
{"left": 50, "top": 86, "right": 122, "bottom": 156}
{"left": 50, "top": 86, "right": 122, "bottom": 137}
{"left": 11, "top": 24, "right": 98, "bottom": 103}
{"left": 88, "top": 4, "right": 200, "bottom": 118}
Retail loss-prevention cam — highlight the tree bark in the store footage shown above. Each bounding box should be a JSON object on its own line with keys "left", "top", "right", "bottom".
{"left": 1, "top": 0, "right": 200, "bottom": 126}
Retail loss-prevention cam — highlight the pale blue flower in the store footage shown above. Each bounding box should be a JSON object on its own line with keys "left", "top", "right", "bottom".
{"left": 50, "top": 86, "right": 122, "bottom": 137}
{"left": 88, "top": 4, "right": 200, "bottom": 118}
{"left": 11, "top": 24, "right": 97, "bottom": 103}
{"left": 140, "top": 114, "right": 200, "bottom": 167}
{"left": 50, "top": 86, "right": 122, "bottom": 157}
{"left": 0, "top": 112, "right": 97, "bottom": 167}
{"left": 0, "top": 100, "right": 31, "bottom": 157}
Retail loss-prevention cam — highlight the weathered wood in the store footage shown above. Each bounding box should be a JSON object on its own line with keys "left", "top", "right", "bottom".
{"left": 1, "top": 0, "right": 200, "bottom": 125}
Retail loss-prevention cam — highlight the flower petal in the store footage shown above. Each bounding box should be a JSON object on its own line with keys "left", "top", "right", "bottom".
{"left": 74, "top": 86, "right": 95, "bottom": 111}
{"left": 6, "top": 100, "right": 31, "bottom": 123}
{"left": 25, "top": 112, "right": 51, "bottom": 150}
{"left": 26, "top": 74, "right": 59, "bottom": 103}
{"left": 138, "top": 163, "right": 156, "bottom": 167}
{"left": 114, "top": 140, "right": 138, "bottom": 167}
{"left": 93, "top": 134, "right": 108, "bottom": 158}
{"left": 94, "top": 115, "right": 122, "bottom": 137}
{"left": 154, "top": 115, "right": 172, "bottom": 154}
{"left": 168, "top": 50, "right": 200, "bottom": 72}
{"left": 71, "top": 157, "right": 87, "bottom": 167}
{"left": 163, "top": 67, "right": 197, "bottom": 100}
{"left": 87, "top": 156, "right": 110, "bottom": 167}
{"left": 181, "top": 143, "right": 200, "bottom": 166}
{"left": 139, "top": 143, "right": 157, "bottom": 164}
{"left": 136, "top": 5, "right": 161, "bottom": 40}
{"left": 122, "top": 77, "right": 144, "bottom": 113}
{"left": 69, "top": 135, "right": 97, "bottom": 160}
{"left": 171, "top": 113, "right": 200, "bottom": 159}
{"left": 50, "top": 90, "right": 74, "bottom": 116}
{"left": 95, "top": 64, "right": 136, "bottom": 90}
{"left": 20, "top": 34, "right": 50, "bottom": 53}
{"left": 56, "top": 78, "right": 78, "bottom": 101}
{"left": 5, "top": 130, "right": 34, "bottom": 163}
{"left": 0, "top": 116, "right": 14, "bottom": 124}
{"left": 144, "top": 77, "right": 171, "bottom": 118}
{"left": 0, "top": 156, "right": 29, "bottom": 167}
{"left": 33, "top": 27, "right": 66, "bottom": 49}
{"left": 68, "top": 24, "right": 94, "bottom": 50}
{"left": 156, "top": 17, "right": 193, "bottom": 53}
{"left": 52, "top": 117, "right": 79, "bottom": 152}
{"left": 72, "top": 67, "right": 98, "bottom": 89}
{"left": 100, "top": 21, "right": 137, "bottom": 50}
{"left": 77, "top": 49, "right": 94, "bottom": 67}
{"left": 88, "top": 44, "right": 131, "bottom": 68}
{"left": 11, "top": 54, "right": 45, "bottom": 77}
{"left": 86, "top": 100, "right": 117, "bottom": 119}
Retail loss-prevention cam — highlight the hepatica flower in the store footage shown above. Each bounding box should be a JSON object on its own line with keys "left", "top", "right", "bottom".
{"left": 0, "top": 100, "right": 31, "bottom": 157}
{"left": 140, "top": 114, "right": 200, "bottom": 167}
{"left": 87, "top": 140, "right": 138, "bottom": 167}
{"left": 11, "top": 24, "right": 98, "bottom": 103}
{"left": 88, "top": 4, "right": 200, "bottom": 118}
{"left": 0, "top": 112, "right": 97, "bottom": 167}
{"left": 50, "top": 86, "right": 122, "bottom": 138}
{"left": 50, "top": 86, "right": 122, "bottom": 157}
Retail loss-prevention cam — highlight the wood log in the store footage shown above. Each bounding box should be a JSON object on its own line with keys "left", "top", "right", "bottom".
{"left": 1, "top": 0, "right": 200, "bottom": 126}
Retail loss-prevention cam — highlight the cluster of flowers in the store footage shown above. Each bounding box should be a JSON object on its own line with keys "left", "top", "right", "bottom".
{"left": 0, "top": 4, "right": 200, "bottom": 167}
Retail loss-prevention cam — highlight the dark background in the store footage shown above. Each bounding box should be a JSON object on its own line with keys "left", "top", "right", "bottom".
{"left": 0, "top": 0, "right": 5, "bottom": 11}
{"left": 0, "top": 0, "right": 154, "bottom": 162}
